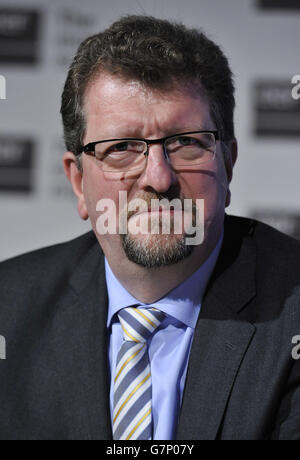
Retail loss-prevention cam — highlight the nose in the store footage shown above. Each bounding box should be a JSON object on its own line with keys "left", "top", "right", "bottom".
{"left": 137, "top": 144, "right": 178, "bottom": 193}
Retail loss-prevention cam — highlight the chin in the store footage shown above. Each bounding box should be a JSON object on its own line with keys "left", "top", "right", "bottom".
{"left": 120, "top": 231, "right": 194, "bottom": 269}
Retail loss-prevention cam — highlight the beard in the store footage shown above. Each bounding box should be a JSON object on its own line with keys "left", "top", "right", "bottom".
{"left": 120, "top": 188, "right": 197, "bottom": 268}
{"left": 121, "top": 227, "right": 195, "bottom": 269}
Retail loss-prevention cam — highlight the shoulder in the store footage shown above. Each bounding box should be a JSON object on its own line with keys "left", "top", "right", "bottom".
{"left": 0, "top": 230, "right": 99, "bottom": 302}
{"left": 0, "top": 231, "right": 102, "bottom": 346}
{"left": 226, "top": 214, "right": 300, "bottom": 256}
{"left": 1, "top": 230, "right": 97, "bottom": 268}
{"left": 226, "top": 214, "right": 300, "bottom": 293}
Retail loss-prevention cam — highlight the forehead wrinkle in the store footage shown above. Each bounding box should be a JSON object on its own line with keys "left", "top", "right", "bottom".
{"left": 83, "top": 74, "right": 214, "bottom": 140}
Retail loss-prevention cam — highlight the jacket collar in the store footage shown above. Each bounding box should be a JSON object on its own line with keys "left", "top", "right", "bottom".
{"left": 55, "top": 241, "right": 112, "bottom": 439}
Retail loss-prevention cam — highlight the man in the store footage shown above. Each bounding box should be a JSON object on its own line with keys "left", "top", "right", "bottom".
{"left": 0, "top": 15, "right": 300, "bottom": 440}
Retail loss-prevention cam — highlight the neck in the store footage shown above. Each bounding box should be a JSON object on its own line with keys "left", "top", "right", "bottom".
{"left": 103, "top": 236, "right": 221, "bottom": 303}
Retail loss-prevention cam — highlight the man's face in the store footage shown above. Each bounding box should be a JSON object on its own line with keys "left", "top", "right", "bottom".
{"left": 64, "top": 73, "right": 236, "bottom": 268}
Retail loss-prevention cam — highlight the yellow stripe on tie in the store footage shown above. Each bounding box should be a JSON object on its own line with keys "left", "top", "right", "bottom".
{"left": 135, "top": 309, "right": 156, "bottom": 328}
{"left": 114, "top": 345, "right": 145, "bottom": 383}
{"left": 126, "top": 408, "right": 152, "bottom": 440}
{"left": 113, "top": 373, "right": 151, "bottom": 424}
{"left": 121, "top": 324, "right": 139, "bottom": 342}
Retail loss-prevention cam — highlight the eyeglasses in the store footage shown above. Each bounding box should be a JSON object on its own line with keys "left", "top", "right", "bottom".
{"left": 78, "top": 130, "right": 220, "bottom": 172}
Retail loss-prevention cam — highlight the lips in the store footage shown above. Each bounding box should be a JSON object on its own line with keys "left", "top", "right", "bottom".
{"left": 132, "top": 208, "right": 176, "bottom": 216}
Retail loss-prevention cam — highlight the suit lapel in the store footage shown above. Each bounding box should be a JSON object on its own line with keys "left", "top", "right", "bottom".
{"left": 178, "top": 216, "right": 257, "bottom": 440}
{"left": 53, "top": 241, "right": 112, "bottom": 440}
{"left": 177, "top": 297, "right": 256, "bottom": 440}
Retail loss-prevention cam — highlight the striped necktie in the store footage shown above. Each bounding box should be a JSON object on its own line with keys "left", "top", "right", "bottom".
{"left": 113, "top": 307, "right": 165, "bottom": 440}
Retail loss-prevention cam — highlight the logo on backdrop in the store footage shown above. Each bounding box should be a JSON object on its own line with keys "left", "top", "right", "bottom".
{"left": 54, "top": 6, "right": 97, "bottom": 68}
{"left": 258, "top": 0, "right": 300, "bottom": 10}
{"left": 254, "top": 80, "right": 300, "bottom": 137}
{"left": 0, "top": 136, "right": 35, "bottom": 192}
{"left": 0, "top": 8, "right": 41, "bottom": 64}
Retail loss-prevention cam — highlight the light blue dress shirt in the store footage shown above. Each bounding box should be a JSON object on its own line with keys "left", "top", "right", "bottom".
{"left": 105, "top": 234, "right": 223, "bottom": 440}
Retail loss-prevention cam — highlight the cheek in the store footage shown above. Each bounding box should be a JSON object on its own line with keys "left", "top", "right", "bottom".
{"left": 181, "top": 166, "right": 228, "bottom": 220}
{"left": 82, "top": 168, "right": 136, "bottom": 226}
{"left": 204, "top": 168, "right": 229, "bottom": 224}
{"left": 81, "top": 169, "right": 107, "bottom": 223}
{"left": 182, "top": 166, "right": 227, "bottom": 200}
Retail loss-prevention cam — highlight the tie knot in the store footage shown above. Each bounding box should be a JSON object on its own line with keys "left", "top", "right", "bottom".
{"left": 118, "top": 307, "right": 165, "bottom": 343}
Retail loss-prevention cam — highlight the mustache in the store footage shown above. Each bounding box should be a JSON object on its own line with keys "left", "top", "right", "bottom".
{"left": 126, "top": 186, "right": 198, "bottom": 220}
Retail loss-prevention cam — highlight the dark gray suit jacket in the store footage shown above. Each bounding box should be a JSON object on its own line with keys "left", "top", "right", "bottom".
{"left": 0, "top": 215, "right": 300, "bottom": 440}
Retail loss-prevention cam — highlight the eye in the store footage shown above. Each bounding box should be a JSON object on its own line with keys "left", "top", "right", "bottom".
{"left": 108, "top": 142, "right": 131, "bottom": 153}
{"left": 177, "top": 136, "right": 198, "bottom": 146}
{"left": 167, "top": 135, "right": 204, "bottom": 152}
{"left": 106, "top": 141, "right": 145, "bottom": 154}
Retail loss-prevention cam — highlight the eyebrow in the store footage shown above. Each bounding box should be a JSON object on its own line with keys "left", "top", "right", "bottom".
{"left": 93, "top": 127, "right": 213, "bottom": 140}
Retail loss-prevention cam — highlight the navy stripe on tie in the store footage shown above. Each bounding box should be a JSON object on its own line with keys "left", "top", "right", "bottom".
{"left": 113, "top": 384, "right": 152, "bottom": 439}
{"left": 118, "top": 309, "right": 154, "bottom": 340}
{"left": 114, "top": 345, "right": 149, "bottom": 403}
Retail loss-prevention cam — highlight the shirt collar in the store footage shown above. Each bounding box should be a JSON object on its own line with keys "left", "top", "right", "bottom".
{"left": 105, "top": 232, "right": 223, "bottom": 329}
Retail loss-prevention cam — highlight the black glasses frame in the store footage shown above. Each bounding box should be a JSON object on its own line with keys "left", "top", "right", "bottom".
{"left": 78, "top": 130, "right": 220, "bottom": 157}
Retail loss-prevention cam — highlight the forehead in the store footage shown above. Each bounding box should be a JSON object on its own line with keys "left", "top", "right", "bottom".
{"left": 83, "top": 72, "right": 213, "bottom": 138}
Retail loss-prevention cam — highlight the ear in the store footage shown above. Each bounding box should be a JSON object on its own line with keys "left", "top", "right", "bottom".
{"left": 223, "top": 139, "right": 238, "bottom": 208}
{"left": 63, "top": 151, "right": 89, "bottom": 220}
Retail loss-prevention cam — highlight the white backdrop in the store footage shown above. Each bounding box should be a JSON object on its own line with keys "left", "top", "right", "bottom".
{"left": 0, "top": 0, "right": 299, "bottom": 261}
